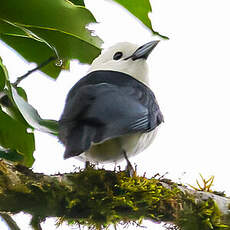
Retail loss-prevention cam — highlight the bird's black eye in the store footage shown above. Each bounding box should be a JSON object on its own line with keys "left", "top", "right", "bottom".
{"left": 113, "top": 52, "right": 123, "bottom": 60}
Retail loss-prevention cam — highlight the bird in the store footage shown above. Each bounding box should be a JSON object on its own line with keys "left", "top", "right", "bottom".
{"left": 58, "top": 41, "right": 163, "bottom": 166}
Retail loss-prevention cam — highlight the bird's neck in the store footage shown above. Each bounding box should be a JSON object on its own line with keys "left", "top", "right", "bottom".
{"left": 88, "top": 61, "right": 150, "bottom": 86}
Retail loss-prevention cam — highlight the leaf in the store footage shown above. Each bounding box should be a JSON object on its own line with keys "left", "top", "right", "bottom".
{"left": 0, "top": 108, "right": 35, "bottom": 167}
{"left": 0, "top": 57, "right": 7, "bottom": 91}
{"left": 16, "top": 87, "right": 28, "bottom": 101}
{"left": 0, "top": 19, "right": 26, "bottom": 36}
{"left": 0, "top": 20, "right": 61, "bottom": 79}
{"left": 2, "top": 62, "right": 56, "bottom": 134}
{"left": 11, "top": 87, "right": 58, "bottom": 135}
{"left": 0, "top": 32, "right": 61, "bottom": 79}
{"left": 0, "top": 148, "right": 24, "bottom": 162}
{"left": 39, "top": 119, "right": 58, "bottom": 135}
{"left": 0, "top": 0, "right": 98, "bottom": 44}
{"left": 0, "top": 70, "right": 5, "bottom": 91}
{"left": 112, "top": 0, "right": 169, "bottom": 39}
{"left": 0, "top": 65, "right": 33, "bottom": 125}
{"left": 68, "top": 0, "right": 85, "bottom": 6}
{"left": 0, "top": 0, "right": 103, "bottom": 77}
{"left": 0, "top": 59, "right": 34, "bottom": 167}
{"left": 24, "top": 26, "right": 101, "bottom": 63}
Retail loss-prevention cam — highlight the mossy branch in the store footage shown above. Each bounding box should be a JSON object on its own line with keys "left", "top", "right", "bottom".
{"left": 0, "top": 160, "right": 230, "bottom": 230}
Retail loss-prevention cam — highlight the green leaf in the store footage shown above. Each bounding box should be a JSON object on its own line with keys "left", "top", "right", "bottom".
{"left": 1, "top": 68, "right": 32, "bottom": 125}
{"left": 39, "top": 119, "right": 58, "bottom": 135}
{"left": 24, "top": 26, "right": 101, "bottom": 63}
{"left": 0, "top": 108, "right": 35, "bottom": 167}
{"left": 112, "top": 0, "right": 169, "bottom": 39}
{"left": 0, "top": 32, "right": 61, "bottom": 79}
{"left": 0, "top": 60, "right": 34, "bottom": 167}
{"left": 0, "top": 0, "right": 98, "bottom": 44}
{"left": 0, "top": 0, "right": 102, "bottom": 74}
{"left": 68, "top": 0, "right": 85, "bottom": 6}
{"left": 0, "top": 57, "right": 7, "bottom": 91}
{"left": 0, "top": 148, "right": 24, "bottom": 162}
{"left": 11, "top": 87, "right": 58, "bottom": 135}
{"left": 0, "top": 19, "right": 26, "bottom": 36}
{"left": 16, "top": 87, "right": 28, "bottom": 101}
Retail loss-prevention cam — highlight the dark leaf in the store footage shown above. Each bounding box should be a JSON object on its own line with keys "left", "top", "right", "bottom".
{"left": 0, "top": 108, "right": 35, "bottom": 167}
{"left": 0, "top": 148, "right": 24, "bottom": 162}
{"left": 68, "top": 0, "right": 85, "bottom": 6}
{"left": 0, "top": 57, "right": 7, "bottom": 91}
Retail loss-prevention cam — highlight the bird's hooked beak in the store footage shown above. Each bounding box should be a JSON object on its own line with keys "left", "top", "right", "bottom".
{"left": 125, "top": 40, "right": 160, "bottom": 61}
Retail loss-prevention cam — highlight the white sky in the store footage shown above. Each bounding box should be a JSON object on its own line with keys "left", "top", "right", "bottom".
{"left": 1, "top": 0, "right": 230, "bottom": 229}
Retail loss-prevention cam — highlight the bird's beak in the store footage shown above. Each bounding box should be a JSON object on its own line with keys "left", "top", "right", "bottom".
{"left": 125, "top": 40, "right": 160, "bottom": 61}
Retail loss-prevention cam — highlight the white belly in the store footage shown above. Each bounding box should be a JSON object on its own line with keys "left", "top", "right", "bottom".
{"left": 77, "top": 128, "right": 158, "bottom": 163}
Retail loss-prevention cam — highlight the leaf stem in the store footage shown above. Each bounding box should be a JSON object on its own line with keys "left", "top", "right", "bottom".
{"left": 13, "top": 56, "right": 57, "bottom": 87}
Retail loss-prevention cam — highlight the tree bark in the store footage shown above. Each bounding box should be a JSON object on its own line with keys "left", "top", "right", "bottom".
{"left": 0, "top": 160, "right": 229, "bottom": 230}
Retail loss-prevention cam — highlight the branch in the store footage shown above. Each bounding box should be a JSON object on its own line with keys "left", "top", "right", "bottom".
{"left": 12, "top": 56, "right": 56, "bottom": 87}
{"left": 0, "top": 213, "right": 21, "bottom": 230}
{"left": 0, "top": 160, "right": 229, "bottom": 230}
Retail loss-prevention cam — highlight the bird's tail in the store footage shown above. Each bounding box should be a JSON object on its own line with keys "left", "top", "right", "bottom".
{"left": 63, "top": 125, "right": 95, "bottom": 159}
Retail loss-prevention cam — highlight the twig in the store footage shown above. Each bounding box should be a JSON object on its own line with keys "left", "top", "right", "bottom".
{"left": 0, "top": 213, "right": 21, "bottom": 230}
{"left": 30, "top": 216, "right": 43, "bottom": 230}
{"left": 13, "top": 56, "right": 56, "bottom": 87}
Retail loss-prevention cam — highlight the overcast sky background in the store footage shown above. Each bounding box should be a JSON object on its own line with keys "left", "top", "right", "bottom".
{"left": 1, "top": 0, "right": 230, "bottom": 229}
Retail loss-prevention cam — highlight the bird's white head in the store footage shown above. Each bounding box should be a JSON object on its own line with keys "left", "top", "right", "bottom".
{"left": 88, "top": 41, "right": 159, "bottom": 85}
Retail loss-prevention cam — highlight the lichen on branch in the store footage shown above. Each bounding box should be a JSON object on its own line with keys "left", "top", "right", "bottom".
{"left": 0, "top": 160, "right": 229, "bottom": 229}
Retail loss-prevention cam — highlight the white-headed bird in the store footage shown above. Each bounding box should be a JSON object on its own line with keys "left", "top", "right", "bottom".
{"left": 59, "top": 41, "right": 163, "bottom": 166}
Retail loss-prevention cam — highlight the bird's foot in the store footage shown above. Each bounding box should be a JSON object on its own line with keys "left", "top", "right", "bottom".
{"left": 123, "top": 151, "right": 136, "bottom": 177}
{"left": 85, "top": 161, "right": 90, "bottom": 169}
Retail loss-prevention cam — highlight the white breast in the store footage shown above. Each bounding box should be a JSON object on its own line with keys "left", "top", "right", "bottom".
{"left": 76, "top": 128, "right": 158, "bottom": 163}
{"left": 121, "top": 129, "right": 158, "bottom": 158}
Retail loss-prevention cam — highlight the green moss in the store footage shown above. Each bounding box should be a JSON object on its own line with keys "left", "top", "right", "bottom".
{"left": 60, "top": 166, "right": 181, "bottom": 229}
{"left": 2, "top": 161, "right": 229, "bottom": 230}
{"left": 177, "top": 196, "right": 229, "bottom": 230}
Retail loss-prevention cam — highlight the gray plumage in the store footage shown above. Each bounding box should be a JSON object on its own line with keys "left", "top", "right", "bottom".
{"left": 58, "top": 41, "right": 163, "bottom": 162}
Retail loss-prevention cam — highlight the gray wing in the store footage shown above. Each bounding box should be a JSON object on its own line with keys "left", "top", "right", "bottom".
{"left": 59, "top": 83, "right": 161, "bottom": 158}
